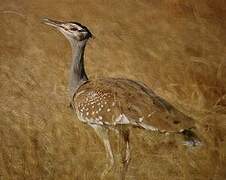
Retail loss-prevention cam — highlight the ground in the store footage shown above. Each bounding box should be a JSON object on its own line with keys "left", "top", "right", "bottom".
{"left": 0, "top": 0, "right": 226, "bottom": 179}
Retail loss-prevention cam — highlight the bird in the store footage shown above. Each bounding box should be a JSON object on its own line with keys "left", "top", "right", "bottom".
{"left": 43, "top": 18, "right": 201, "bottom": 180}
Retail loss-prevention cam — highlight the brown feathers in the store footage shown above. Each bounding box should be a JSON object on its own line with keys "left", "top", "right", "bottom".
{"left": 73, "top": 78, "right": 195, "bottom": 132}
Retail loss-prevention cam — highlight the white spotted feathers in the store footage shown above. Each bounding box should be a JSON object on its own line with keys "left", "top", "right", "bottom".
{"left": 73, "top": 78, "right": 195, "bottom": 132}
{"left": 75, "top": 87, "right": 118, "bottom": 125}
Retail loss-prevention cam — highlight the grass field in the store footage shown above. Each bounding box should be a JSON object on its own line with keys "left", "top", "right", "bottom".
{"left": 0, "top": 0, "right": 226, "bottom": 179}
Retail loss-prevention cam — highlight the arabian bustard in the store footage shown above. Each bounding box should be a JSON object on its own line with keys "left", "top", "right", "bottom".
{"left": 43, "top": 18, "right": 201, "bottom": 179}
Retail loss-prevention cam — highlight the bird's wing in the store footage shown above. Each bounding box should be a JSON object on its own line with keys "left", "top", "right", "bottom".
{"left": 73, "top": 78, "right": 195, "bottom": 131}
{"left": 110, "top": 78, "right": 195, "bottom": 132}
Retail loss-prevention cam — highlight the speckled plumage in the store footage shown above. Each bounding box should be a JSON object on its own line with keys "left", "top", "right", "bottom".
{"left": 73, "top": 78, "right": 195, "bottom": 132}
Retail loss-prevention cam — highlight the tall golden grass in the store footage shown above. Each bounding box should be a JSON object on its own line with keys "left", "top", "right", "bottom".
{"left": 0, "top": 0, "right": 225, "bottom": 179}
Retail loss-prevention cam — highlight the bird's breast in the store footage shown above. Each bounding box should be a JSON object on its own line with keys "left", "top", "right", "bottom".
{"left": 73, "top": 88, "right": 121, "bottom": 125}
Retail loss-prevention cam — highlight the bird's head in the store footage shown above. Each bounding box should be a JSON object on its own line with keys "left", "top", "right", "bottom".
{"left": 42, "top": 17, "right": 93, "bottom": 42}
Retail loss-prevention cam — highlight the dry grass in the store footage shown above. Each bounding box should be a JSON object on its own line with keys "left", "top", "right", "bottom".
{"left": 0, "top": 0, "right": 226, "bottom": 179}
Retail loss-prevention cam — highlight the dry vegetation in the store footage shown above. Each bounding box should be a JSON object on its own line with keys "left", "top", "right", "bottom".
{"left": 0, "top": 0, "right": 226, "bottom": 179}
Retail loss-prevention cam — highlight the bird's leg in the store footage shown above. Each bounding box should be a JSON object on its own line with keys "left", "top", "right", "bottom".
{"left": 90, "top": 124, "right": 114, "bottom": 179}
{"left": 119, "top": 127, "right": 130, "bottom": 180}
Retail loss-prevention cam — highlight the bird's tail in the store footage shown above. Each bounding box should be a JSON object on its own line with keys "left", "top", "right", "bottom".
{"left": 178, "top": 128, "right": 202, "bottom": 147}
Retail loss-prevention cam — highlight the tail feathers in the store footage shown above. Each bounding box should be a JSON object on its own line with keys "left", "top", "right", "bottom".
{"left": 179, "top": 129, "right": 202, "bottom": 147}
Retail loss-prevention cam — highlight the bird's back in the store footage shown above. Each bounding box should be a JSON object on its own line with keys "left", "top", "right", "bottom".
{"left": 72, "top": 78, "right": 195, "bottom": 132}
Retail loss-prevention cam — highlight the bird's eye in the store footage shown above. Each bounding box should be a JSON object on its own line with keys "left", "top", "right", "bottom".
{"left": 78, "top": 29, "right": 85, "bottom": 32}
{"left": 70, "top": 27, "right": 78, "bottom": 31}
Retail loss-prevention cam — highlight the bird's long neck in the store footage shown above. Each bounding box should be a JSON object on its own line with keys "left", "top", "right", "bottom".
{"left": 69, "top": 40, "right": 88, "bottom": 98}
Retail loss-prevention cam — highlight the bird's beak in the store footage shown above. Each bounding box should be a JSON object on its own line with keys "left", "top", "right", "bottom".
{"left": 42, "top": 17, "right": 62, "bottom": 28}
